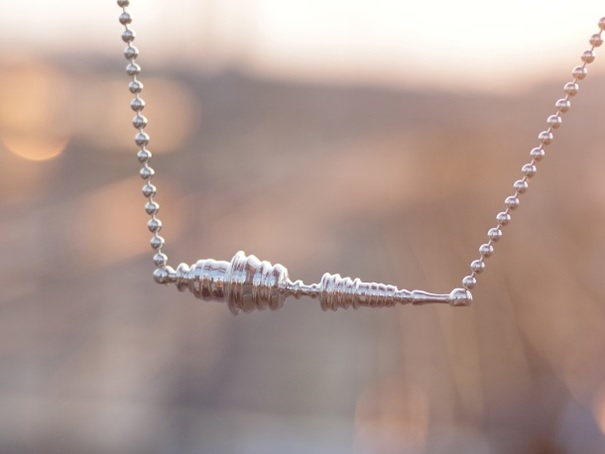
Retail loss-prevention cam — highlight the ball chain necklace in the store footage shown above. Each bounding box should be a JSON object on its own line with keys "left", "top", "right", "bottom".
{"left": 116, "top": 1, "right": 604, "bottom": 314}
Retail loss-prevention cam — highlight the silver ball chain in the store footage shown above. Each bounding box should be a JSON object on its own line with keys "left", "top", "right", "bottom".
{"left": 117, "top": 0, "right": 604, "bottom": 297}
{"left": 118, "top": 0, "right": 171, "bottom": 282}
{"left": 460, "top": 19, "right": 604, "bottom": 291}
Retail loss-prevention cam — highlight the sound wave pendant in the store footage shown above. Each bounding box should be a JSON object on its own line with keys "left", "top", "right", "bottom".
{"left": 120, "top": 0, "right": 604, "bottom": 315}
{"left": 155, "top": 252, "right": 472, "bottom": 314}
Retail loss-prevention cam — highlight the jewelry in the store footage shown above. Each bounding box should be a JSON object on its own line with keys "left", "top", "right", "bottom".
{"left": 116, "top": 1, "right": 604, "bottom": 314}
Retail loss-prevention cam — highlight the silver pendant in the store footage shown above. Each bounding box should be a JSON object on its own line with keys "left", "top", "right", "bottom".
{"left": 157, "top": 252, "right": 472, "bottom": 314}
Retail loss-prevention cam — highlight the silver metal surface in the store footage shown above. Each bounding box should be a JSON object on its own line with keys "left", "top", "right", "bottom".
{"left": 157, "top": 252, "right": 472, "bottom": 314}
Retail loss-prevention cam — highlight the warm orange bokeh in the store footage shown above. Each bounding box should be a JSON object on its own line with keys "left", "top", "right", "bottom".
{"left": 0, "top": 56, "right": 71, "bottom": 161}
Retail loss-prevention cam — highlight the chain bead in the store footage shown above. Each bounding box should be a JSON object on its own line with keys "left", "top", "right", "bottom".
{"left": 119, "top": 12, "right": 132, "bottom": 25}
{"left": 479, "top": 244, "right": 494, "bottom": 258}
{"left": 133, "top": 114, "right": 148, "bottom": 129}
{"left": 148, "top": 218, "right": 162, "bottom": 233}
{"left": 150, "top": 235, "right": 165, "bottom": 250}
{"left": 140, "top": 165, "right": 155, "bottom": 179}
{"left": 505, "top": 196, "right": 520, "bottom": 210}
{"left": 496, "top": 211, "right": 511, "bottom": 226}
{"left": 462, "top": 275, "right": 477, "bottom": 289}
{"left": 530, "top": 147, "right": 545, "bottom": 161}
{"left": 137, "top": 149, "right": 151, "bottom": 162}
{"left": 555, "top": 98, "right": 571, "bottom": 113}
{"left": 546, "top": 115, "right": 562, "bottom": 129}
{"left": 142, "top": 182, "right": 157, "bottom": 197}
{"left": 513, "top": 179, "right": 528, "bottom": 194}
{"left": 487, "top": 227, "right": 502, "bottom": 241}
{"left": 538, "top": 130, "right": 553, "bottom": 145}
{"left": 130, "top": 97, "right": 145, "bottom": 112}
{"left": 145, "top": 201, "right": 160, "bottom": 215}
{"left": 572, "top": 66, "right": 587, "bottom": 80}
{"left": 153, "top": 266, "right": 173, "bottom": 284}
{"left": 153, "top": 252, "right": 168, "bottom": 267}
{"left": 582, "top": 50, "right": 596, "bottom": 63}
{"left": 124, "top": 46, "right": 139, "bottom": 60}
{"left": 122, "top": 29, "right": 135, "bottom": 43}
{"left": 135, "top": 132, "right": 150, "bottom": 146}
{"left": 126, "top": 63, "right": 141, "bottom": 76}
{"left": 590, "top": 33, "right": 603, "bottom": 47}
{"left": 599, "top": 17, "right": 605, "bottom": 30}
{"left": 117, "top": 0, "right": 130, "bottom": 7}
{"left": 563, "top": 81, "right": 579, "bottom": 96}
{"left": 470, "top": 260, "right": 485, "bottom": 273}
{"left": 129, "top": 80, "right": 143, "bottom": 94}
{"left": 522, "top": 163, "right": 537, "bottom": 178}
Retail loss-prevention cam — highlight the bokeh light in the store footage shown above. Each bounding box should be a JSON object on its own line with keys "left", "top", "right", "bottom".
{"left": 0, "top": 56, "right": 70, "bottom": 161}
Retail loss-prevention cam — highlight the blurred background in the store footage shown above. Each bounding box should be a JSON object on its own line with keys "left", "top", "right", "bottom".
{"left": 1, "top": 1, "right": 605, "bottom": 453}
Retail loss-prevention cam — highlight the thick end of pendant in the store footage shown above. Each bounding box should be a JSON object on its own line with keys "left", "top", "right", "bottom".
{"left": 155, "top": 252, "right": 289, "bottom": 315}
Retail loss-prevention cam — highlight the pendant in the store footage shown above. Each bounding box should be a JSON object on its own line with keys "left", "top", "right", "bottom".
{"left": 154, "top": 252, "right": 472, "bottom": 314}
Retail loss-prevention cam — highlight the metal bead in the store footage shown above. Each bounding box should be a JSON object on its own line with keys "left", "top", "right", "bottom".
{"left": 119, "top": 12, "right": 132, "bottom": 25}
{"left": 600, "top": 18, "right": 605, "bottom": 30}
{"left": 496, "top": 211, "right": 511, "bottom": 226}
{"left": 122, "top": 29, "right": 136, "bottom": 43}
{"left": 153, "top": 267, "right": 170, "bottom": 284}
{"left": 135, "top": 132, "right": 150, "bottom": 146}
{"left": 129, "top": 80, "right": 143, "bottom": 94}
{"left": 522, "top": 163, "right": 537, "bottom": 178}
{"left": 479, "top": 243, "right": 494, "bottom": 258}
{"left": 563, "top": 81, "right": 579, "bottom": 96}
{"left": 572, "top": 66, "right": 587, "bottom": 80}
{"left": 530, "top": 147, "right": 545, "bottom": 161}
{"left": 470, "top": 259, "right": 485, "bottom": 273}
{"left": 153, "top": 252, "right": 168, "bottom": 267}
{"left": 546, "top": 115, "right": 562, "bottom": 129}
{"left": 581, "top": 50, "right": 596, "bottom": 63}
{"left": 148, "top": 218, "right": 162, "bottom": 233}
{"left": 590, "top": 33, "right": 604, "bottom": 47}
{"left": 555, "top": 98, "right": 571, "bottom": 113}
{"left": 126, "top": 63, "right": 141, "bottom": 76}
{"left": 124, "top": 46, "right": 139, "bottom": 60}
{"left": 505, "top": 195, "right": 520, "bottom": 210}
{"left": 140, "top": 165, "right": 155, "bottom": 179}
{"left": 142, "top": 182, "right": 157, "bottom": 197}
{"left": 538, "top": 130, "right": 553, "bottom": 145}
{"left": 137, "top": 149, "right": 152, "bottom": 162}
{"left": 117, "top": 0, "right": 130, "bottom": 7}
{"left": 133, "top": 114, "right": 148, "bottom": 129}
{"left": 488, "top": 227, "right": 502, "bottom": 241}
{"left": 150, "top": 235, "right": 165, "bottom": 250}
{"left": 513, "top": 179, "right": 528, "bottom": 194}
{"left": 462, "top": 275, "right": 477, "bottom": 289}
{"left": 145, "top": 201, "right": 160, "bottom": 215}
{"left": 130, "top": 97, "right": 145, "bottom": 112}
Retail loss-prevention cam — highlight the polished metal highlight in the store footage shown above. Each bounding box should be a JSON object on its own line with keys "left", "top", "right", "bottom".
{"left": 155, "top": 252, "right": 472, "bottom": 314}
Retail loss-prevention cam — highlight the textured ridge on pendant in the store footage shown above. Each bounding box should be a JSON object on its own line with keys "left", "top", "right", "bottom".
{"left": 157, "top": 251, "right": 472, "bottom": 314}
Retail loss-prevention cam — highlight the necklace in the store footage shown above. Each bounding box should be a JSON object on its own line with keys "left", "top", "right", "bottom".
{"left": 116, "top": 1, "right": 604, "bottom": 314}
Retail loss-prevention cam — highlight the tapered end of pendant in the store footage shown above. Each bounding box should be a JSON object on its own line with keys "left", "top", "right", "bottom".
{"left": 448, "top": 288, "right": 472, "bottom": 306}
